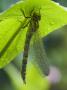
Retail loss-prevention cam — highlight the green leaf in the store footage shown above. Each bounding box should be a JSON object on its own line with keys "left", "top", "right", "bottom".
{"left": 39, "top": 1, "right": 67, "bottom": 37}
{"left": 0, "top": 0, "right": 67, "bottom": 69}
{"left": 0, "top": 18, "right": 27, "bottom": 68}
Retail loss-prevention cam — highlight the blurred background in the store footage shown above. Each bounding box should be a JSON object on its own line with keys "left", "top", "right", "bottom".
{"left": 0, "top": 0, "right": 67, "bottom": 90}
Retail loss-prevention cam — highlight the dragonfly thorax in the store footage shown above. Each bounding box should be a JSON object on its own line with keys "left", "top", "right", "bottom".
{"left": 32, "top": 12, "right": 41, "bottom": 22}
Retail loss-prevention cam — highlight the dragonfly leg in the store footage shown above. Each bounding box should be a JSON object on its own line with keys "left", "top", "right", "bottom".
{"left": 20, "top": 9, "right": 31, "bottom": 18}
{"left": 18, "top": 19, "right": 29, "bottom": 29}
{"left": 20, "top": 8, "right": 35, "bottom": 18}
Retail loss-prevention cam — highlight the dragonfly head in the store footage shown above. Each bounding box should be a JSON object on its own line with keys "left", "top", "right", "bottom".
{"left": 32, "top": 12, "right": 41, "bottom": 22}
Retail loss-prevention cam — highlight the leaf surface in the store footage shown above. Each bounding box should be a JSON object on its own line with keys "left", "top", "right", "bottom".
{"left": 0, "top": 0, "right": 67, "bottom": 68}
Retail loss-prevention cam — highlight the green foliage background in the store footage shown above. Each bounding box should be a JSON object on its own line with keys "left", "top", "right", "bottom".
{"left": 0, "top": 0, "right": 67, "bottom": 90}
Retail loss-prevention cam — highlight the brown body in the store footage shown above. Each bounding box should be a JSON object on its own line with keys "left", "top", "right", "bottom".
{"left": 21, "top": 11, "right": 41, "bottom": 83}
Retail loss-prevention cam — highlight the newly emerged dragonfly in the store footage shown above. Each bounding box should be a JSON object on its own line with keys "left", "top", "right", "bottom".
{"left": 21, "top": 8, "right": 50, "bottom": 83}
{"left": 0, "top": 8, "right": 49, "bottom": 83}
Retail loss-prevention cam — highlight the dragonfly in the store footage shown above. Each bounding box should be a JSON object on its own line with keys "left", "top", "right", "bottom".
{"left": 0, "top": 7, "right": 49, "bottom": 84}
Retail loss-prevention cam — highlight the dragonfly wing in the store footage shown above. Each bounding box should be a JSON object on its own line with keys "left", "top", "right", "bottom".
{"left": 30, "top": 30, "right": 50, "bottom": 76}
{"left": 0, "top": 18, "right": 29, "bottom": 68}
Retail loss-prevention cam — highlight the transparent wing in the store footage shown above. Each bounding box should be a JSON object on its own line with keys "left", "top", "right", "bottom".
{"left": 29, "top": 30, "right": 50, "bottom": 76}
{"left": 0, "top": 17, "right": 30, "bottom": 68}
{"left": 0, "top": 18, "right": 29, "bottom": 57}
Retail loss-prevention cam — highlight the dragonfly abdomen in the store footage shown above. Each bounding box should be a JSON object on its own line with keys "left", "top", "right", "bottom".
{"left": 21, "top": 25, "right": 36, "bottom": 83}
